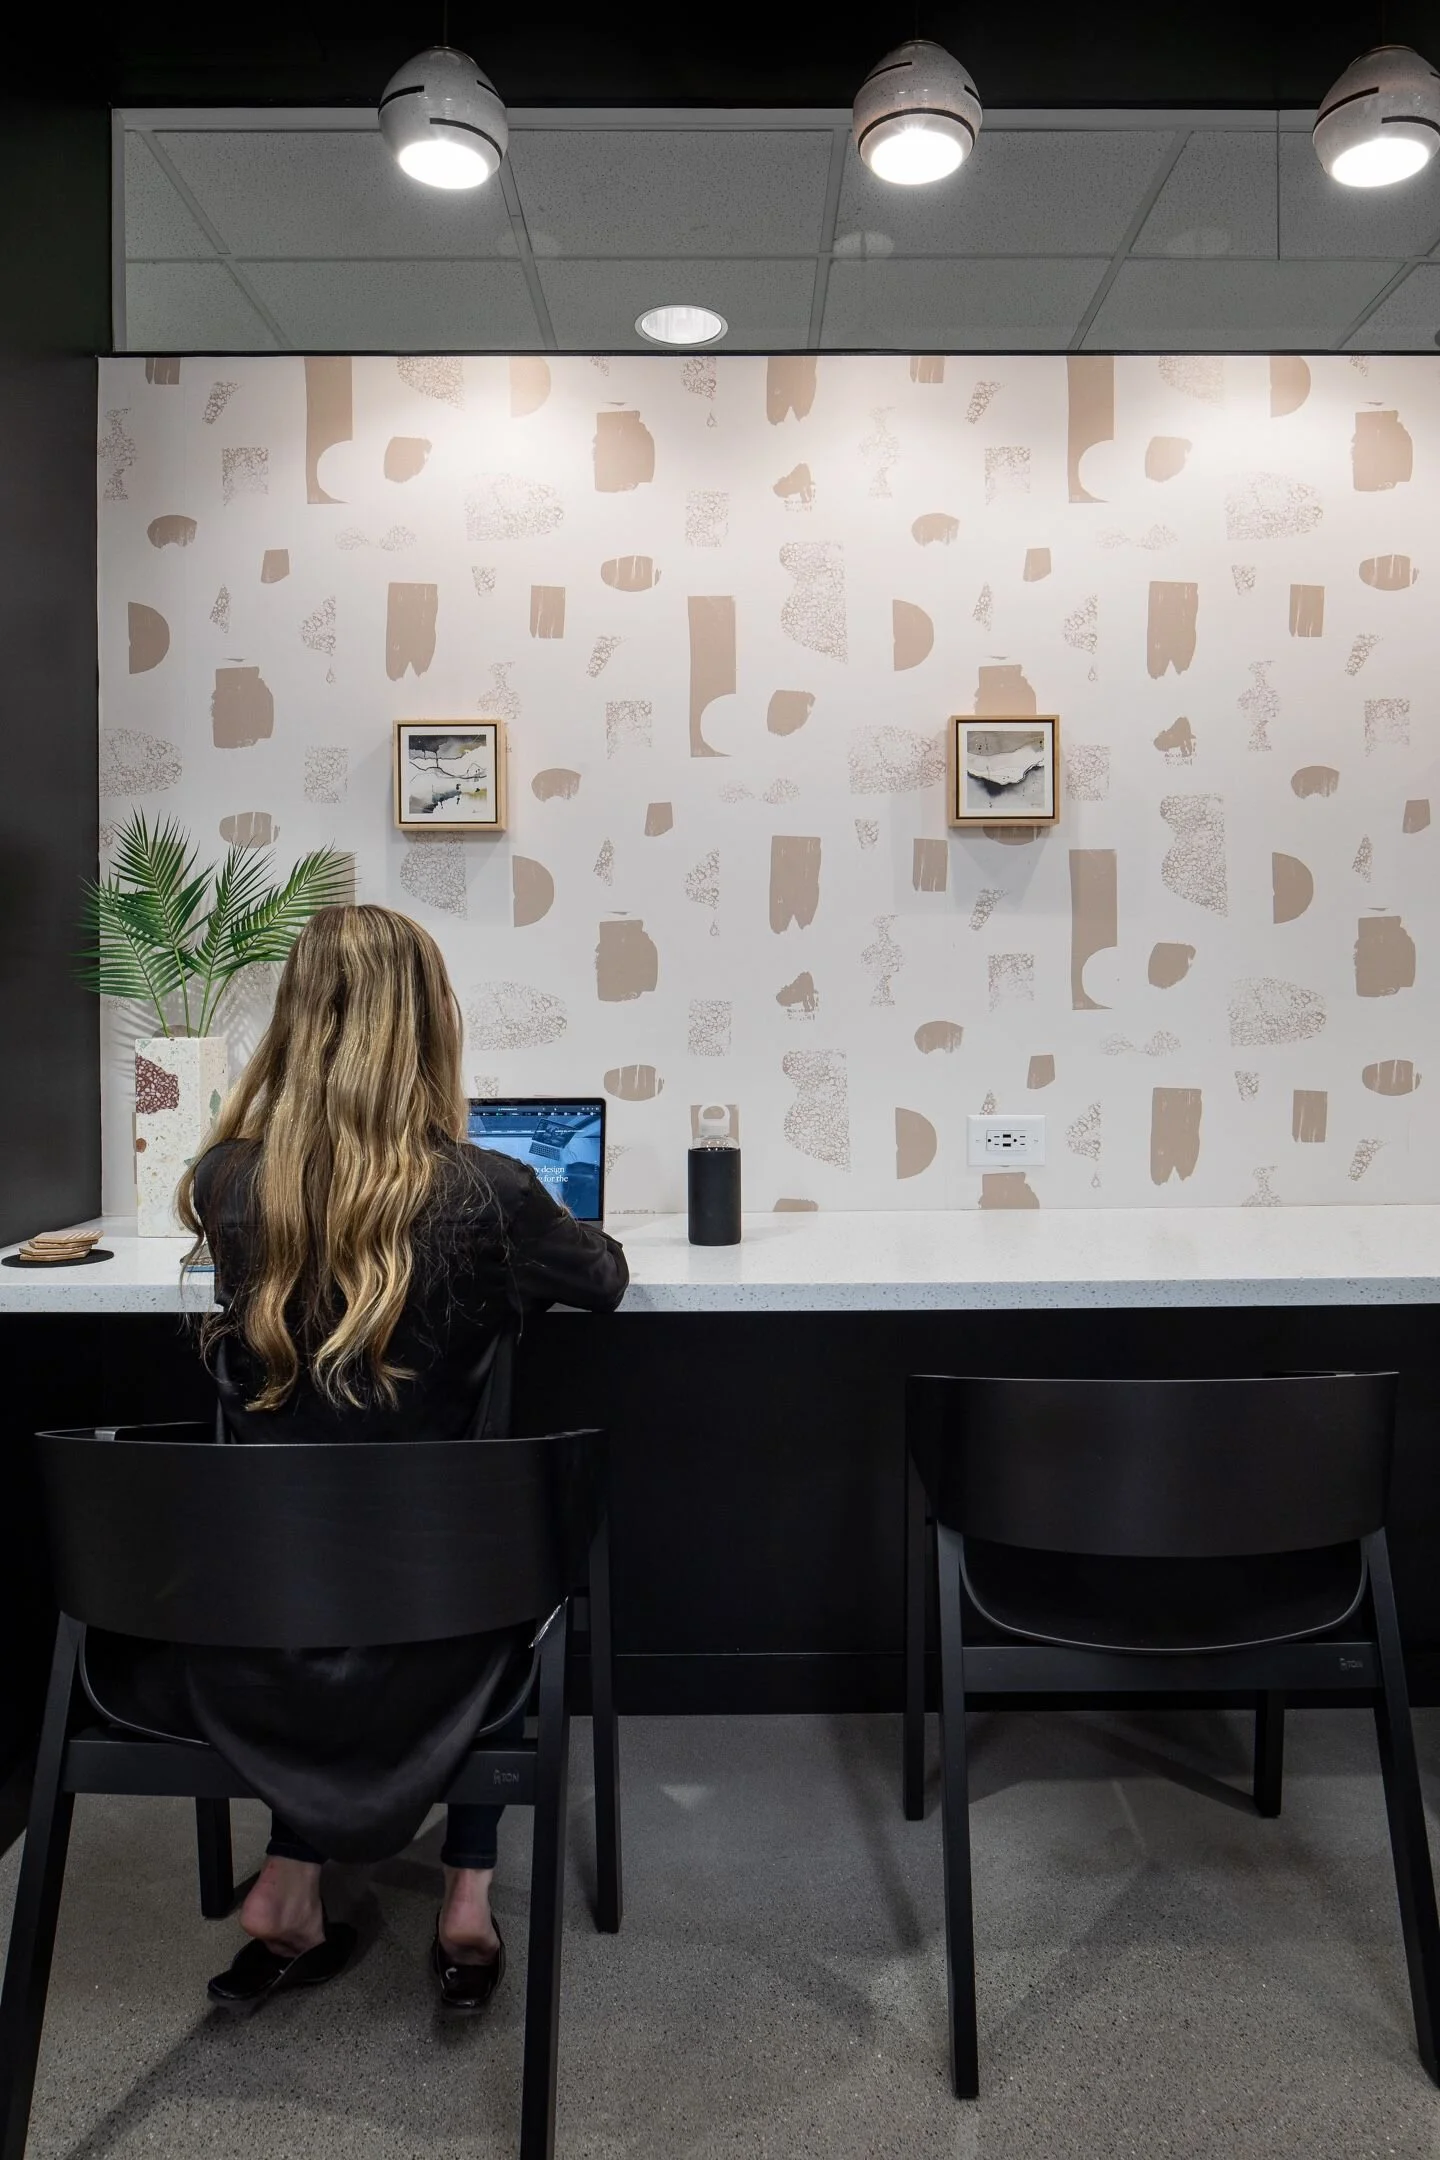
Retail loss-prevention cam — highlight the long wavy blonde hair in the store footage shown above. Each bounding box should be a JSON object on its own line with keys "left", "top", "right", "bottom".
{"left": 178, "top": 904, "right": 468, "bottom": 1411}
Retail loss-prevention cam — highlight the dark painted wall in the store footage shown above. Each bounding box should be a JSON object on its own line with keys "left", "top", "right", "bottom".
{"left": 0, "top": 103, "right": 110, "bottom": 1247}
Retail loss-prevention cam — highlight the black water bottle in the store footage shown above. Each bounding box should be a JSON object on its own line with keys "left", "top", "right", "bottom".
{"left": 688, "top": 1104, "right": 742, "bottom": 1245}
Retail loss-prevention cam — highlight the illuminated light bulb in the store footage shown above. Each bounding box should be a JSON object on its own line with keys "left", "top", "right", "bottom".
{"left": 380, "top": 45, "right": 507, "bottom": 191}
{"left": 853, "top": 39, "right": 981, "bottom": 188}
{"left": 1314, "top": 44, "right": 1440, "bottom": 188}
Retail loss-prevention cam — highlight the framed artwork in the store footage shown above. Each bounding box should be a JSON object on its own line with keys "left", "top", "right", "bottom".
{"left": 949, "top": 714, "right": 1060, "bottom": 828}
{"left": 394, "top": 720, "right": 507, "bottom": 833}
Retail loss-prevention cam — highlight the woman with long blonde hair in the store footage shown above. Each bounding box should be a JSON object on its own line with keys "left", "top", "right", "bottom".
{"left": 173, "top": 905, "right": 627, "bottom": 2011}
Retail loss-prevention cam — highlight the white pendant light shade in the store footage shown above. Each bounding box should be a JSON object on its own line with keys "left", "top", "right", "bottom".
{"left": 379, "top": 45, "right": 508, "bottom": 190}
{"left": 853, "top": 39, "right": 982, "bottom": 187}
{"left": 1314, "top": 44, "right": 1440, "bottom": 188}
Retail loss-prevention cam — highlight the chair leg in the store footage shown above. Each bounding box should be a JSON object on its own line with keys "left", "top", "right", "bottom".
{"left": 1253, "top": 1692, "right": 1285, "bottom": 1818}
{"left": 588, "top": 1513, "right": 622, "bottom": 1934}
{"left": 1367, "top": 1530, "right": 1440, "bottom": 2084}
{"left": 0, "top": 1619, "right": 80, "bottom": 2160}
{"left": 195, "top": 1800, "right": 235, "bottom": 1919}
{"left": 520, "top": 1602, "right": 572, "bottom": 2160}
{"left": 935, "top": 1524, "right": 979, "bottom": 2100}
{"left": 903, "top": 1452, "right": 927, "bottom": 1820}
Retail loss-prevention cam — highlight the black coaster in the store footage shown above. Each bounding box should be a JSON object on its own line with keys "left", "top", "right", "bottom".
{"left": 3, "top": 1249, "right": 115, "bottom": 1270}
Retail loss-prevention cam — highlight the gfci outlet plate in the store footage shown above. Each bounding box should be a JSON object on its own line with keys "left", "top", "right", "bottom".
{"left": 966, "top": 1113, "right": 1046, "bottom": 1168}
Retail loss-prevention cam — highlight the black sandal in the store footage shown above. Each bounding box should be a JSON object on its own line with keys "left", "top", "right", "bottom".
{"left": 432, "top": 1918, "right": 506, "bottom": 2012}
{"left": 207, "top": 1913, "right": 356, "bottom": 2008}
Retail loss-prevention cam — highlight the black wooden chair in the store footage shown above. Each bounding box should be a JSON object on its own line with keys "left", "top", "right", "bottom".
{"left": 901, "top": 1371, "right": 1440, "bottom": 2098}
{"left": 0, "top": 1424, "right": 621, "bottom": 2160}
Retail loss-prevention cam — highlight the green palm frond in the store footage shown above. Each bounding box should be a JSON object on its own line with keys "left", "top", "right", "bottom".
{"left": 226, "top": 849, "right": 352, "bottom": 970}
{"left": 78, "top": 882, "right": 191, "bottom": 1012}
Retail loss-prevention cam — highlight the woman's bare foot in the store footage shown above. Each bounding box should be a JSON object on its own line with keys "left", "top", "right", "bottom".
{"left": 438, "top": 1865, "right": 500, "bottom": 1963}
{"left": 240, "top": 1857, "right": 325, "bottom": 1956}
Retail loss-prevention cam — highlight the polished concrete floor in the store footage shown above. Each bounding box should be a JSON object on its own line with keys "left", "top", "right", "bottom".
{"left": 3, "top": 1708, "right": 1440, "bottom": 2158}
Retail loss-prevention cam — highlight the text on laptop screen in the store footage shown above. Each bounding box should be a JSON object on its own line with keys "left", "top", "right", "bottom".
{"left": 467, "top": 1100, "right": 604, "bottom": 1221}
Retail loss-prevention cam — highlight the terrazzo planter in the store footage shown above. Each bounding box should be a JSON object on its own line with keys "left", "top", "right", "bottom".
{"left": 134, "top": 1035, "right": 228, "bottom": 1237}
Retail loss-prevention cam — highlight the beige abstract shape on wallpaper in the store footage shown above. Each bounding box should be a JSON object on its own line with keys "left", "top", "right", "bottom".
{"left": 767, "top": 356, "right": 817, "bottom": 425}
{"left": 1151, "top": 1087, "right": 1202, "bottom": 1185}
{"left": 600, "top": 556, "right": 660, "bottom": 591}
{"left": 848, "top": 727, "right": 946, "bottom": 796}
{"left": 1352, "top": 410, "right": 1413, "bottom": 491}
{"left": 529, "top": 585, "right": 566, "bottom": 639}
{"left": 509, "top": 357, "right": 551, "bottom": 417}
{"left": 688, "top": 1000, "right": 731, "bottom": 1058}
{"left": 211, "top": 667, "right": 273, "bottom": 750}
{"left": 1404, "top": 799, "right": 1430, "bottom": 832}
{"left": 1364, "top": 697, "right": 1410, "bottom": 754}
{"left": 1292, "top": 1089, "right": 1328, "bottom": 1143}
{"left": 892, "top": 601, "right": 934, "bottom": 672}
{"left": 778, "top": 971, "right": 819, "bottom": 1016}
{"left": 1070, "top": 850, "right": 1117, "bottom": 1011}
{"left": 913, "top": 513, "right": 959, "bottom": 546}
{"left": 781, "top": 542, "right": 846, "bottom": 662}
{"left": 147, "top": 514, "right": 196, "bottom": 549}
{"left": 1148, "top": 942, "right": 1195, "bottom": 988}
{"left": 1355, "top": 916, "right": 1416, "bottom": 996}
{"left": 604, "top": 1064, "right": 663, "bottom": 1101}
{"left": 596, "top": 920, "right": 659, "bottom": 1001}
{"left": 909, "top": 356, "right": 945, "bottom": 383}
{"left": 1161, "top": 794, "right": 1227, "bottom": 914}
{"left": 1289, "top": 584, "right": 1325, "bottom": 638}
{"left": 981, "top": 1172, "right": 1039, "bottom": 1209}
{"left": 912, "top": 839, "right": 948, "bottom": 893}
{"left": 1161, "top": 356, "right": 1224, "bottom": 403}
{"left": 895, "top": 1109, "right": 937, "bottom": 1179}
{"left": 1272, "top": 853, "right": 1314, "bottom": 923}
{"left": 1360, "top": 554, "right": 1418, "bottom": 589}
{"left": 1145, "top": 437, "right": 1191, "bottom": 482}
{"left": 532, "top": 767, "right": 581, "bottom": 801}
{"left": 773, "top": 464, "right": 815, "bottom": 509}
{"left": 1027, "top": 1054, "right": 1055, "bottom": 1088}
{"left": 770, "top": 837, "right": 822, "bottom": 932}
{"left": 127, "top": 603, "right": 169, "bottom": 674}
{"left": 466, "top": 474, "right": 563, "bottom": 541}
{"left": 1066, "top": 355, "right": 1113, "bottom": 503}
{"left": 767, "top": 691, "right": 814, "bottom": 737}
{"left": 1364, "top": 1059, "right": 1420, "bottom": 1094}
{"left": 100, "top": 728, "right": 180, "bottom": 796}
{"left": 260, "top": 549, "right": 289, "bottom": 583}
{"left": 386, "top": 583, "right": 438, "bottom": 680}
{"left": 1147, "top": 582, "right": 1198, "bottom": 678}
{"left": 384, "top": 437, "right": 431, "bottom": 483}
{"left": 398, "top": 357, "right": 463, "bottom": 406}
{"left": 1154, "top": 717, "right": 1196, "bottom": 764}
{"left": 1228, "top": 977, "right": 1326, "bottom": 1047}
{"left": 975, "top": 663, "right": 1037, "bottom": 716}
{"left": 689, "top": 596, "right": 736, "bottom": 758}
{"left": 511, "top": 857, "right": 555, "bottom": 927}
{"left": 304, "top": 356, "right": 352, "bottom": 506}
{"left": 773, "top": 1196, "right": 818, "bottom": 1212}
{"left": 1224, "top": 473, "right": 1322, "bottom": 542}
{"left": 916, "top": 1021, "right": 963, "bottom": 1054}
{"left": 593, "top": 411, "right": 656, "bottom": 492}
{"left": 1270, "top": 357, "right": 1311, "bottom": 416}
{"left": 1292, "top": 765, "right": 1339, "bottom": 798}
{"left": 863, "top": 915, "right": 904, "bottom": 1005}
{"left": 467, "top": 982, "right": 568, "bottom": 1051}
{"left": 1023, "top": 547, "right": 1052, "bottom": 581}
{"left": 644, "top": 801, "right": 673, "bottom": 836}
{"left": 219, "top": 811, "right": 275, "bottom": 847}
{"left": 401, "top": 839, "right": 466, "bottom": 919}
{"left": 145, "top": 357, "right": 181, "bottom": 385}
{"left": 781, "top": 1048, "right": 849, "bottom": 1168}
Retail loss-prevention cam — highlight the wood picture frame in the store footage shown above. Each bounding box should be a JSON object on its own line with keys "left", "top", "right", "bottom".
{"left": 948, "top": 713, "right": 1061, "bottom": 829}
{"left": 394, "top": 720, "right": 508, "bottom": 834}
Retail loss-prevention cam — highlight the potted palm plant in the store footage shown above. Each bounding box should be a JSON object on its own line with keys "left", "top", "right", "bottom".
{"left": 81, "top": 814, "right": 350, "bottom": 1234}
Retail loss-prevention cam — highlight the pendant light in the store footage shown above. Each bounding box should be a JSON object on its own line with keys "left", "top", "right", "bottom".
{"left": 379, "top": 44, "right": 508, "bottom": 190}
{"left": 1313, "top": 44, "right": 1440, "bottom": 187}
{"left": 853, "top": 38, "right": 982, "bottom": 187}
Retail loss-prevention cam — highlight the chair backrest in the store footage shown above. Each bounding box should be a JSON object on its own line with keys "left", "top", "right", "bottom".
{"left": 907, "top": 1373, "right": 1396, "bottom": 1558}
{"left": 33, "top": 1425, "right": 605, "bottom": 1648}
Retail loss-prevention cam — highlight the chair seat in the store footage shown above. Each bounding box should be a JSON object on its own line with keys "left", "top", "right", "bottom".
{"left": 960, "top": 1539, "right": 1367, "bottom": 1654}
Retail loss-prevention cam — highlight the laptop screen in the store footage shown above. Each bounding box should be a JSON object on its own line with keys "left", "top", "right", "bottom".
{"left": 467, "top": 1099, "right": 606, "bottom": 1222}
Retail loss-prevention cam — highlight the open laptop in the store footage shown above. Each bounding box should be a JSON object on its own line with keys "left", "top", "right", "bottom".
{"left": 467, "top": 1097, "right": 606, "bottom": 1222}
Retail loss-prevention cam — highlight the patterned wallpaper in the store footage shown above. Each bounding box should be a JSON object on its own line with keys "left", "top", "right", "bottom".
{"left": 97, "top": 351, "right": 1437, "bottom": 1214}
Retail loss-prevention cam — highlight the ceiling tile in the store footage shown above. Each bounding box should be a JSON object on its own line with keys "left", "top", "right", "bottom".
{"left": 242, "top": 260, "right": 541, "bottom": 349}
{"left": 1131, "top": 131, "right": 1278, "bottom": 258}
{"left": 1277, "top": 134, "right": 1440, "bottom": 259}
{"left": 124, "top": 263, "right": 278, "bottom": 350}
{"left": 822, "top": 258, "right": 1106, "bottom": 348}
{"left": 1346, "top": 265, "right": 1440, "bottom": 348}
{"left": 124, "top": 133, "right": 216, "bottom": 261}
{"left": 1085, "top": 258, "right": 1398, "bottom": 349}
{"left": 507, "top": 130, "right": 836, "bottom": 257}
{"left": 537, "top": 258, "right": 815, "bottom": 349}
{"left": 834, "top": 131, "right": 1175, "bottom": 257}
{"left": 155, "top": 131, "right": 516, "bottom": 259}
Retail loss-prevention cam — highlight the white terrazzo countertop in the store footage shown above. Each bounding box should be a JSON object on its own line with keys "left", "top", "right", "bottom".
{"left": 0, "top": 1207, "right": 1438, "bottom": 1314}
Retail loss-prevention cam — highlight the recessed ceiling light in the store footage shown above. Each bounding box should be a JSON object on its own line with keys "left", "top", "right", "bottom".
{"left": 1314, "top": 43, "right": 1440, "bottom": 188}
{"left": 853, "top": 38, "right": 982, "bottom": 187}
{"left": 379, "top": 45, "right": 508, "bottom": 191}
{"left": 636, "top": 305, "right": 728, "bottom": 347}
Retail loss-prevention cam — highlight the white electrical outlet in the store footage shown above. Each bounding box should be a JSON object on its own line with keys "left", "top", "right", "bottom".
{"left": 966, "top": 1113, "right": 1046, "bottom": 1168}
